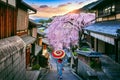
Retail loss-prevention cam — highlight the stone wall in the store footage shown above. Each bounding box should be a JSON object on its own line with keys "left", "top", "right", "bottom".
{"left": 77, "top": 59, "right": 98, "bottom": 80}
{"left": 0, "top": 36, "right": 26, "bottom": 80}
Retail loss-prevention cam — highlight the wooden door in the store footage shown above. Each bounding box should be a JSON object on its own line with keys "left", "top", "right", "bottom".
{"left": 26, "top": 47, "right": 30, "bottom": 68}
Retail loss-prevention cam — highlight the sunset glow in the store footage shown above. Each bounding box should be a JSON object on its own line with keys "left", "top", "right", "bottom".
{"left": 24, "top": 0, "right": 97, "bottom": 19}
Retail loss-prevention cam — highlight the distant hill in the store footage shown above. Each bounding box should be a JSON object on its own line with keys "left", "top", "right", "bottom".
{"left": 33, "top": 18, "right": 48, "bottom": 23}
{"left": 33, "top": 19, "right": 40, "bottom": 23}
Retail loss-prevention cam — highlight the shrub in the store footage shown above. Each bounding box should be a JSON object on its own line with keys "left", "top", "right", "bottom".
{"left": 81, "top": 48, "right": 89, "bottom": 51}
{"left": 72, "top": 52, "right": 77, "bottom": 56}
{"left": 32, "top": 64, "right": 40, "bottom": 70}
{"left": 90, "top": 61, "right": 95, "bottom": 68}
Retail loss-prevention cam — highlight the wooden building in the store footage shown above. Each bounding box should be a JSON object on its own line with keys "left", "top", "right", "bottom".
{"left": 83, "top": 0, "right": 120, "bottom": 63}
{"left": 0, "top": 0, "right": 35, "bottom": 79}
{"left": 37, "top": 26, "right": 50, "bottom": 67}
{"left": 0, "top": 0, "right": 36, "bottom": 39}
{"left": 16, "top": 0, "right": 38, "bottom": 68}
{"left": 0, "top": 0, "right": 38, "bottom": 69}
{"left": 28, "top": 19, "right": 42, "bottom": 67}
{"left": 0, "top": 0, "right": 17, "bottom": 39}
{"left": 16, "top": 0, "right": 36, "bottom": 36}
{"left": 28, "top": 19, "right": 42, "bottom": 38}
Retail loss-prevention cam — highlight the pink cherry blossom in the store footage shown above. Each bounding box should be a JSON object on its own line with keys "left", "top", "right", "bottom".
{"left": 46, "top": 13, "right": 95, "bottom": 50}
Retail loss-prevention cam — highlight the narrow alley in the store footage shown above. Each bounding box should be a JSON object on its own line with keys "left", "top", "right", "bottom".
{"left": 38, "top": 56, "right": 82, "bottom": 80}
{"left": 0, "top": 0, "right": 120, "bottom": 80}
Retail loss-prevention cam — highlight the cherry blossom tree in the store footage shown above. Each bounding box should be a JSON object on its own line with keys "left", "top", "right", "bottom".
{"left": 46, "top": 13, "right": 95, "bottom": 50}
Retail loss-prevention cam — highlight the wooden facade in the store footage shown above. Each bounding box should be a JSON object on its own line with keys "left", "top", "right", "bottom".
{"left": 26, "top": 47, "right": 31, "bottom": 67}
{"left": 17, "top": 8, "right": 28, "bottom": 36}
{"left": 83, "top": 0, "right": 120, "bottom": 63}
{"left": 0, "top": 1, "right": 17, "bottom": 39}
{"left": 28, "top": 20, "right": 41, "bottom": 38}
{"left": 95, "top": 0, "right": 120, "bottom": 22}
{"left": 16, "top": 1, "right": 37, "bottom": 69}
{"left": 0, "top": 0, "right": 38, "bottom": 69}
{"left": 16, "top": 0, "right": 37, "bottom": 36}
{"left": 0, "top": 0, "right": 36, "bottom": 39}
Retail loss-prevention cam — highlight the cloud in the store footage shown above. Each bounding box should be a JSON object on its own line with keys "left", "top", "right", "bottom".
{"left": 67, "top": 2, "right": 72, "bottom": 4}
{"left": 39, "top": 5, "right": 48, "bottom": 8}
{"left": 57, "top": 3, "right": 72, "bottom": 7}
{"left": 30, "top": 0, "right": 97, "bottom": 19}
{"left": 58, "top": 4, "right": 67, "bottom": 7}
{"left": 30, "top": 3, "right": 74, "bottom": 18}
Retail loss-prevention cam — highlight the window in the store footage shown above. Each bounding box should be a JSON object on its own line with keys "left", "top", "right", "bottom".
{"left": 112, "top": 5, "right": 115, "bottom": 12}
{"left": 103, "top": 7, "right": 111, "bottom": 15}
{"left": 98, "top": 4, "right": 115, "bottom": 17}
{"left": 103, "top": 4, "right": 115, "bottom": 15}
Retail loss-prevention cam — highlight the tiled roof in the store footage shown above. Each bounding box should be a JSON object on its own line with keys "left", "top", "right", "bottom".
{"left": 81, "top": 1, "right": 97, "bottom": 10}
{"left": 84, "top": 20, "right": 120, "bottom": 37}
{"left": 90, "top": 0, "right": 104, "bottom": 9}
{"left": 18, "top": 0, "right": 37, "bottom": 13}
{"left": 0, "top": 36, "right": 25, "bottom": 61}
{"left": 29, "top": 19, "right": 42, "bottom": 28}
{"left": 21, "top": 35, "right": 36, "bottom": 45}
{"left": 81, "top": 0, "right": 104, "bottom": 10}
{"left": 76, "top": 50, "right": 102, "bottom": 57}
{"left": 90, "top": 0, "right": 117, "bottom": 10}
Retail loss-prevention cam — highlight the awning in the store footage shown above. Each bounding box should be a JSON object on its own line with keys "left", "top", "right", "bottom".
{"left": 84, "top": 20, "right": 120, "bottom": 37}
{"left": 84, "top": 20, "right": 120, "bottom": 45}
{"left": 21, "top": 35, "right": 36, "bottom": 45}
{"left": 35, "top": 44, "right": 42, "bottom": 56}
{"left": 29, "top": 19, "right": 42, "bottom": 28}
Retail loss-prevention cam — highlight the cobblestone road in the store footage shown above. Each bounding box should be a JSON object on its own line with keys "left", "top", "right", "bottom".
{"left": 40, "top": 56, "right": 82, "bottom": 80}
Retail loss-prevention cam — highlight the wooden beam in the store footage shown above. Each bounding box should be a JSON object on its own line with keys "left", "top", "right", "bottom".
{"left": 115, "top": 39, "right": 118, "bottom": 62}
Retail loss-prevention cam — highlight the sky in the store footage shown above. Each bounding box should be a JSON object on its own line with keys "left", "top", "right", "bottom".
{"left": 24, "top": 0, "right": 97, "bottom": 19}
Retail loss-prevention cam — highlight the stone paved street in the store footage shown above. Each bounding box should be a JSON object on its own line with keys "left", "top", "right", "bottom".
{"left": 100, "top": 55, "right": 120, "bottom": 80}
{"left": 41, "top": 67, "right": 81, "bottom": 80}
{"left": 39, "top": 56, "right": 82, "bottom": 80}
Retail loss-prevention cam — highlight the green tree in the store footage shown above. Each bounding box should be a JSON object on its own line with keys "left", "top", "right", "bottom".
{"left": 39, "top": 18, "right": 52, "bottom": 24}
{"left": 39, "top": 19, "right": 45, "bottom": 24}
